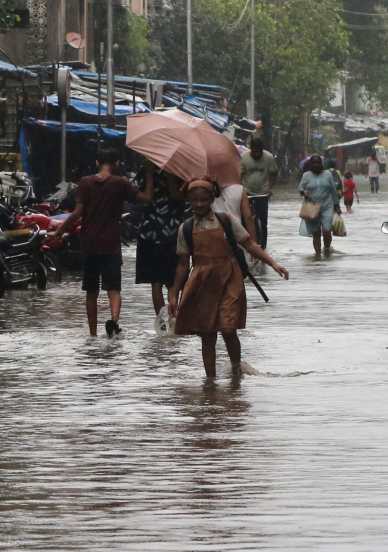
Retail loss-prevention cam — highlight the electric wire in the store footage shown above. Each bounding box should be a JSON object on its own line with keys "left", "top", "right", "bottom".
{"left": 340, "top": 8, "right": 388, "bottom": 17}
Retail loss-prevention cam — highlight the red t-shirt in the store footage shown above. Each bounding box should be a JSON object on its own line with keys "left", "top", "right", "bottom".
{"left": 77, "top": 175, "right": 138, "bottom": 255}
{"left": 343, "top": 179, "right": 356, "bottom": 200}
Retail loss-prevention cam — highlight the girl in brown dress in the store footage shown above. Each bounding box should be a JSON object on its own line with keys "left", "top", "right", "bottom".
{"left": 168, "top": 179, "right": 289, "bottom": 378}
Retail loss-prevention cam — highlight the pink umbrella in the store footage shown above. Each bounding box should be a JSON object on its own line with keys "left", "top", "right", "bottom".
{"left": 126, "top": 109, "right": 241, "bottom": 187}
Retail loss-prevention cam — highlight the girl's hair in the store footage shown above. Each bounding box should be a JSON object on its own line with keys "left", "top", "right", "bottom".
{"left": 184, "top": 176, "right": 220, "bottom": 198}
{"left": 344, "top": 171, "right": 353, "bottom": 179}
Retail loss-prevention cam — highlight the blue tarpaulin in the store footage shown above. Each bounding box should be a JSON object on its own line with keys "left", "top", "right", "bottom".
{"left": 46, "top": 95, "right": 150, "bottom": 117}
{"left": 162, "top": 94, "right": 230, "bottom": 132}
{"left": 23, "top": 117, "right": 127, "bottom": 138}
{"left": 73, "top": 71, "right": 227, "bottom": 94}
{"left": 0, "top": 60, "right": 37, "bottom": 79}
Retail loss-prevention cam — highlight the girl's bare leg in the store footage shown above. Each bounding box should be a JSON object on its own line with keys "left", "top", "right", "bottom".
{"left": 313, "top": 231, "right": 322, "bottom": 257}
{"left": 222, "top": 330, "right": 242, "bottom": 374}
{"left": 152, "top": 283, "right": 165, "bottom": 315}
{"left": 201, "top": 333, "right": 218, "bottom": 378}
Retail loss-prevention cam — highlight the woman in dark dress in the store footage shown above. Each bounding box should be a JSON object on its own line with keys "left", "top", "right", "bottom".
{"left": 136, "top": 164, "right": 185, "bottom": 314}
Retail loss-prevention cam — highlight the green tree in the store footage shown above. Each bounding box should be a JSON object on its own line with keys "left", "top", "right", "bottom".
{"left": 94, "top": 2, "right": 149, "bottom": 75}
{"left": 150, "top": 0, "right": 349, "bottom": 149}
{"left": 342, "top": 0, "right": 388, "bottom": 108}
{"left": 0, "top": 0, "right": 18, "bottom": 29}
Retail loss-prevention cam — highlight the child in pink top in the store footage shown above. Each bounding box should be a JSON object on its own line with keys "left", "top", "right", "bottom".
{"left": 343, "top": 172, "right": 360, "bottom": 214}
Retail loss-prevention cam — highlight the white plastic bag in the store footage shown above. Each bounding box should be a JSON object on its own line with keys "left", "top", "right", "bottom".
{"left": 154, "top": 305, "right": 176, "bottom": 337}
{"left": 299, "top": 219, "right": 312, "bottom": 237}
{"left": 332, "top": 213, "right": 347, "bottom": 237}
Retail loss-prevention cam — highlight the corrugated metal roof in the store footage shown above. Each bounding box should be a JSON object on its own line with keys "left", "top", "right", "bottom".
{"left": 327, "top": 137, "right": 378, "bottom": 149}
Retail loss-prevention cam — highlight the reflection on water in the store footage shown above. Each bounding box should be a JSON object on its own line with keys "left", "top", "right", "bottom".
{"left": 1, "top": 191, "right": 388, "bottom": 550}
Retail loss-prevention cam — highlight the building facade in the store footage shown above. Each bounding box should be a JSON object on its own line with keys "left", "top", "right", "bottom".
{"left": 131, "top": 0, "right": 164, "bottom": 17}
{"left": 0, "top": 0, "right": 95, "bottom": 66}
{"left": 131, "top": 0, "right": 148, "bottom": 16}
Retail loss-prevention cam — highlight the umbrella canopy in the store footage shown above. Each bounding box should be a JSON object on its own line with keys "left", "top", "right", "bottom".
{"left": 126, "top": 109, "right": 241, "bottom": 187}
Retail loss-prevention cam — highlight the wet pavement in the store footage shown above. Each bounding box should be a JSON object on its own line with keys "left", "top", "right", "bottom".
{"left": 1, "top": 182, "right": 388, "bottom": 551}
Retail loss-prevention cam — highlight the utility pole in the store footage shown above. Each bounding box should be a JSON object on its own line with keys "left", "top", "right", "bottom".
{"left": 187, "top": 0, "right": 193, "bottom": 95}
{"left": 83, "top": 0, "right": 88, "bottom": 64}
{"left": 58, "top": 0, "right": 66, "bottom": 61}
{"left": 107, "top": 0, "right": 115, "bottom": 124}
{"left": 57, "top": 67, "right": 71, "bottom": 187}
{"left": 249, "top": 0, "right": 255, "bottom": 120}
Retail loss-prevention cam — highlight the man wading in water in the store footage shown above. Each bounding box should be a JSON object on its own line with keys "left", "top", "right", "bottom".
{"left": 56, "top": 148, "right": 153, "bottom": 337}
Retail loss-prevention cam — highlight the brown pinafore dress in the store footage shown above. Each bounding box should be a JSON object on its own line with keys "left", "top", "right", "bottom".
{"left": 175, "top": 224, "right": 247, "bottom": 335}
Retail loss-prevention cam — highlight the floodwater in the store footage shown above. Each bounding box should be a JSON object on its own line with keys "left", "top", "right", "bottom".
{"left": 1, "top": 181, "right": 388, "bottom": 551}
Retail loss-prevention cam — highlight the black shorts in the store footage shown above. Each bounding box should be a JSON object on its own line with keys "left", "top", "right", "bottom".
{"left": 136, "top": 239, "right": 178, "bottom": 288}
{"left": 82, "top": 254, "right": 122, "bottom": 292}
{"left": 344, "top": 197, "right": 354, "bottom": 208}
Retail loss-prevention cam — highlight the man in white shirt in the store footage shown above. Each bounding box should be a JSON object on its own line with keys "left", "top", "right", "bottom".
{"left": 368, "top": 152, "right": 380, "bottom": 194}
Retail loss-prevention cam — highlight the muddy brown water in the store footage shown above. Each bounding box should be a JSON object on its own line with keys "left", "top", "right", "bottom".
{"left": 1, "top": 186, "right": 388, "bottom": 551}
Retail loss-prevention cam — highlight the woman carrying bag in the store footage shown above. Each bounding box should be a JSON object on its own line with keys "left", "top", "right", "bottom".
{"left": 298, "top": 155, "right": 341, "bottom": 258}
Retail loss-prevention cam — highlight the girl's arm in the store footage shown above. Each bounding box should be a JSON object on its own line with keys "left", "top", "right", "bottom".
{"left": 168, "top": 255, "right": 191, "bottom": 316}
{"left": 242, "top": 238, "right": 289, "bottom": 280}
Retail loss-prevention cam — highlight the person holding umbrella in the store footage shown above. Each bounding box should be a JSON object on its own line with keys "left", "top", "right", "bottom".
{"left": 135, "top": 162, "right": 185, "bottom": 316}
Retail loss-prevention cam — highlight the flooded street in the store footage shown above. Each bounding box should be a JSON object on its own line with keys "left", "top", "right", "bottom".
{"left": 1, "top": 184, "right": 388, "bottom": 551}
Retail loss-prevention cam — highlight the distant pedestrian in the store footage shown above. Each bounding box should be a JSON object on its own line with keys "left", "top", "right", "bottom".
{"left": 241, "top": 136, "right": 278, "bottom": 248}
{"left": 169, "top": 178, "right": 289, "bottom": 379}
{"left": 55, "top": 148, "right": 153, "bottom": 338}
{"left": 326, "top": 159, "right": 343, "bottom": 201}
{"left": 298, "top": 155, "right": 341, "bottom": 258}
{"left": 368, "top": 152, "right": 380, "bottom": 193}
{"left": 343, "top": 172, "right": 359, "bottom": 214}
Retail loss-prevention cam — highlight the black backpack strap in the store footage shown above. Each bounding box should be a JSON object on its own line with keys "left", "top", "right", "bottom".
{"left": 214, "top": 211, "right": 270, "bottom": 303}
{"left": 214, "top": 211, "right": 237, "bottom": 247}
{"left": 182, "top": 216, "right": 194, "bottom": 254}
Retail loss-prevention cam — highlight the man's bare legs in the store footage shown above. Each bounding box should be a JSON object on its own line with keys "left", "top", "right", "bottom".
{"left": 108, "top": 290, "right": 121, "bottom": 322}
{"left": 86, "top": 291, "right": 99, "bottom": 336}
{"left": 222, "top": 330, "right": 242, "bottom": 374}
{"left": 86, "top": 290, "right": 122, "bottom": 337}
{"left": 201, "top": 333, "right": 218, "bottom": 378}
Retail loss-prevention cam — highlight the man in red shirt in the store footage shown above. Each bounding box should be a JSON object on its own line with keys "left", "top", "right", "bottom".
{"left": 56, "top": 148, "right": 153, "bottom": 337}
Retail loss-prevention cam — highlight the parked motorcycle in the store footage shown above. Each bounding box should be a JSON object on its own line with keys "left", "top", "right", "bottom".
{"left": 0, "top": 203, "right": 64, "bottom": 282}
{"left": 0, "top": 225, "right": 47, "bottom": 297}
{"left": 0, "top": 171, "right": 35, "bottom": 208}
{"left": 16, "top": 211, "right": 81, "bottom": 277}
